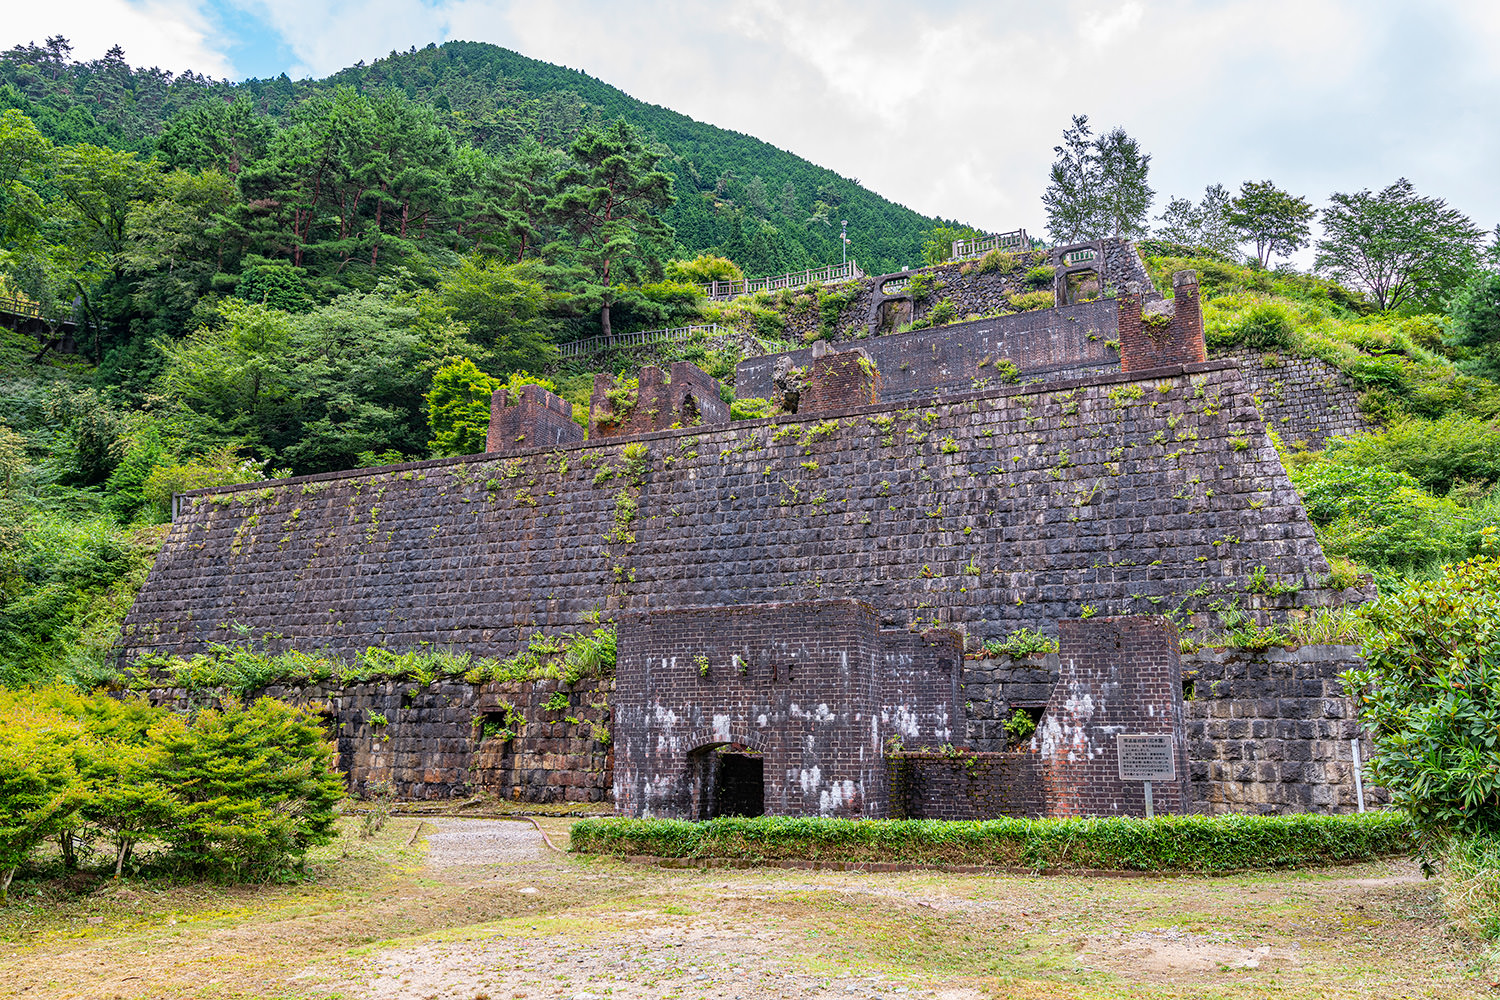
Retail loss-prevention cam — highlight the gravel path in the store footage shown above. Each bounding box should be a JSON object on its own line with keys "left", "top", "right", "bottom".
{"left": 419, "top": 818, "right": 550, "bottom": 867}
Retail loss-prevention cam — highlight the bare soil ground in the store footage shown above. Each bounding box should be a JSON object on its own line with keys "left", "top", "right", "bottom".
{"left": 0, "top": 816, "right": 1489, "bottom": 1000}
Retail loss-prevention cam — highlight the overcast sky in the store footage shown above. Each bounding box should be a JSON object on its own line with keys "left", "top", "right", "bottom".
{"left": 6, "top": 0, "right": 1500, "bottom": 256}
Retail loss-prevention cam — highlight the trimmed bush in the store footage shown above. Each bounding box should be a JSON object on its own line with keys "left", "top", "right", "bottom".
{"left": 571, "top": 812, "right": 1413, "bottom": 872}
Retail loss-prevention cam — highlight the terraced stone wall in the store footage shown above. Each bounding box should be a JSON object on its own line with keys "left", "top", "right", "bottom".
{"left": 1222, "top": 349, "right": 1375, "bottom": 450}
{"left": 122, "top": 361, "right": 1349, "bottom": 669}
{"left": 146, "top": 677, "right": 613, "bottom": 803}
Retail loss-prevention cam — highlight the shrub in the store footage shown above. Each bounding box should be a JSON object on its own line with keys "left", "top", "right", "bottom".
{"left": 0, "top": 695, "right": 86, "bottom": 901}
{"left": 926, "top": 298, "right": 958, "bottom": 327}
{"left": 1345, "top": 544, "right": 1500, "bottom": 836}
{"left": 730, "top": 397, "right": 774, "bottom": 420}
{"left": 570, "top": 813, "right": 1413, "bottom": 872}
{"left": 1008, "top": 291, "right": 1055, "bottom": 312}
{"left": 1023, "top": 265, "right": 1055, "bottom": 289}
{"left": 984, "top": 628, "right": 1058, "bottom": 657}
{"left": 1231, "top": 302, "right": 1298, "bottom": 351}
{"left": 1324, "top": 416, "right": 1500, "bottom": 494}
{"left": 152, "top": 697, "right": 345, "bottom": 875}
{"left": 1291, "top": 463, "right": 1481, "bottom": 575}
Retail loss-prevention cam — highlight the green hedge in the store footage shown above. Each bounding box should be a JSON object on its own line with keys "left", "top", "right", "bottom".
{"left": 570, "top": 813, "right": 1414, "bottom": 872}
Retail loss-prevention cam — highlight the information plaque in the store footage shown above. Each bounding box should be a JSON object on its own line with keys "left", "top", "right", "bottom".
{"left": 1116, "top": 733, "right": 1176, "bottom": 781}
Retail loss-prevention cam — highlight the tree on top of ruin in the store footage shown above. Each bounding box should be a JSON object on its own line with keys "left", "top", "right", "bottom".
{"left": 1041, "top": 115, "right": 1154, "bottom": 244}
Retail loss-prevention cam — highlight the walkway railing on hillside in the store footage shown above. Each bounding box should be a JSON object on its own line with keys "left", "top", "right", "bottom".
{"left": 699, "top": 260, "right": 863, "bottom": 301}
{"left": 560, "top": 324, "right": 780, "bottom": 359}
{"left": 0, "top": 293, "right": 43, "bottom": 319}
{"left": 950, "top": 229, "right": 1030, "bottom": 261}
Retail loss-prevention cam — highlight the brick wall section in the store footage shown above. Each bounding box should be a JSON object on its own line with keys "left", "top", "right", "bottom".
{"left": 613, "top": 600, "right": 893, "bottom": 819}
{"left": 145, "top": 676, "right": 612, "bottom": 803}
{"left": 1222, "top": 349, "right": 1375, "bottom": 450}
{"left": 589, "top": 361, "right": 729, "bottom": 439}
{"left": 737, "top": 299, "right": 1121, "bottom": 404}
{"left": 800, "top": 347, "right": 881, "bottom": 413}
{"left": 1182, "top": 645, "right": 1386, "bottom": 814}
{"left": 1034, "top": 617, "right": 1193, "bottom": 817}
{"left": 1117, "top": 271, "right": 1208, "bottom": 373}
{"left": 886, "top": 752, "right": 1045, "bottom": 819}
{"left": 879, "top": 628, "right": 963, "bottom": 747}
{"left": 485, "top": 385, "right": 585, "bottom": 454}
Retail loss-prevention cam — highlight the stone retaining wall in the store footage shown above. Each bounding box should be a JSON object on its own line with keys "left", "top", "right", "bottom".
{"left": 146, "top": 676, "right": 613, "bottom": 803}
{"left": 1222, "top": 349, "right": 1375, "bottom": 450}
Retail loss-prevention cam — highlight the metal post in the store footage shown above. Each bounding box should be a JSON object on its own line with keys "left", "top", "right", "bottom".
{"left": 1143, "top": 780, "right": 1154, "bottom": 819}
{"left": 841, "top": 220, "right": 848, "bottom": 265}
{"left": 1351, "top": 738, "right": 1366, "bottom": 812}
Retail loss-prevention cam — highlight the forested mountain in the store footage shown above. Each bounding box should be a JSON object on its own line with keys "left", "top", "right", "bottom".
{"left": 0, "top": 38, "right": 956, "bottom": 277}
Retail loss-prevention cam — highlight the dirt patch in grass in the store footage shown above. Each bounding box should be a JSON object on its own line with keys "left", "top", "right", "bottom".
{"left": 0, "top": 818, "right": 1485, "bottom": 1000}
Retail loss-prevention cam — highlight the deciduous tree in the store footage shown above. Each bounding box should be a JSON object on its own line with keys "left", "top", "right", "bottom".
{"left": 1226, "top": 180, "right": 1312, "bottom": 268}
{"left": 1041, "top": 115, "right": 1153, "bottom": 243}
{"left": 1315, "top": 178, "right": 1483, "bottom": 312}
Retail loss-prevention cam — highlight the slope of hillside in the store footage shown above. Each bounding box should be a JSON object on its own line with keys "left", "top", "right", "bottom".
{"left": 0, "top": 39, "right": 956, "bottom": 275}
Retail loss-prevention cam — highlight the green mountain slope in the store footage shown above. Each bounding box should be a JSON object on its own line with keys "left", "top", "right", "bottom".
{"left": 0, "top": 39, "right": 958, "bottom": 275}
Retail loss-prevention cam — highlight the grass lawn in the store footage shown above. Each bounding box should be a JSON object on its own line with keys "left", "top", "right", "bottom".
{"left": 0, "top": 815, "right": 1486, "bottom": 999}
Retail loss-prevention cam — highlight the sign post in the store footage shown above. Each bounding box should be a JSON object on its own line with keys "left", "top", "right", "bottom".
{"left": 1116, "top": 733, "right": 1176, "bottom": 819}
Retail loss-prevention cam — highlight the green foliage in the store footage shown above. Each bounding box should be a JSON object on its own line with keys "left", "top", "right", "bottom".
{"left": 425, "top": 357, "right": 502, "bottom": 457}
{"left": 0, "top": 514, "right": 162, "bottom": 688}
{"left": 571, "top": 812, "right": 1413, "bottom": 872}
{"left": 1442, "top": 833, "right": 1500, "bottom": 957}
{"left": 1008, "top": 291, "right": 1055, "bottom": 312}
{"left": 1346, "top": 547, "right": 1500, "bottom": 835}
{"left": 665, "top": 254, "right": 742, "bottom": 284}
{"left": 1226, "top": 180, "right": 1314, "bottom": 268}
{"left": 1042, "top": 115, "right": 1153, "bottom": 242}
{"left": 1324, "top": 417, "right": 1500, "bottom": 494}
{"left": 983, "top": 628, "right": 1059, "bottom": 657}
{"left": 0, "top": 688, "right": 341, "bottom": 891}
{"left": 1002, "top": 708, "right": 1037, "bottom": 744}
{"left": 1153, "top": 183, "right": 1237, "bottom": 259}
{"left": 730, "top": 397, "right": 774, "bottom": 420}
{"left": 0, "top": 694, "right": 86, "bottom": 900}
{"left": 920, "top": 224, "right": 981, "bottom": 266}
{"left": 1447, "top": 270, "right": 1500, "bottom": 379}
{"left": 149, "top": 697, "right": 344, "bottom": 875}
{"left": 1315, "top": 178, "right": 1484, "bottom": 313}
{"left": 1226, "top": 302, "right": 1297, "bottom": 351}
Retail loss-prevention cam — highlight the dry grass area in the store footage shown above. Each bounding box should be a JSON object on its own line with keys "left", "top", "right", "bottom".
{"left": 0, "top": 816, "right": 1488, "bottom": 1000}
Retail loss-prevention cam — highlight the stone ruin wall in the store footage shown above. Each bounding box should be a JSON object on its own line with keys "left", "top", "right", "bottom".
{"left": 139, "top": 633, "right": 1379, "bottom": 815}
{"left": 147, "top": 676, "right": 614, "bottom": 805}
{"left": 745, "top": 237, "right": 1153, "bottom": 346}
{"left": 122, "top": 360, "right": 1351, "bottom": 666}
{"left": 956, "top": 642, "right": 1381, "bottom": 816}
{"left": 1221, "top": 349, "right": 1375, "bottom": 450}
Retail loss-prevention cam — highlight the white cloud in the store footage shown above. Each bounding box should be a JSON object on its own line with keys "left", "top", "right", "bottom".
{"left": 2, "top": 0, "right": 234, "bottom": 76}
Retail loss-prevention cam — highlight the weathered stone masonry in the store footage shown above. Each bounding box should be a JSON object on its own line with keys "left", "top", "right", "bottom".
{"left": 122, "top": 361, "right": 1345, "bottom": 665}
{"left": 612, "top": 599, "right": 961, "bottom": 819}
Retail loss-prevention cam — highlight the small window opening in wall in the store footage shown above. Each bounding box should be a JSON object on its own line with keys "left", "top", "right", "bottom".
{"left": 1064, "top": 268, "right": 1101, "bottom": 305}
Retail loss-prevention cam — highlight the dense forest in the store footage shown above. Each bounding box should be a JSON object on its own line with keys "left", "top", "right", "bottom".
{"left": 0, "top": 37, "right": 952, "bottom": 284}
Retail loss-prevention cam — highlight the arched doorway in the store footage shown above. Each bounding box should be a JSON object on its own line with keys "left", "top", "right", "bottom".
{"left": 688, "top": 743, "right": 765, "bottom": 819}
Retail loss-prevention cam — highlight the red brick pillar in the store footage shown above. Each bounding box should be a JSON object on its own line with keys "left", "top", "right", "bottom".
{"left": 1117, "top": 270, "right": 1206, "bottom": 372}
